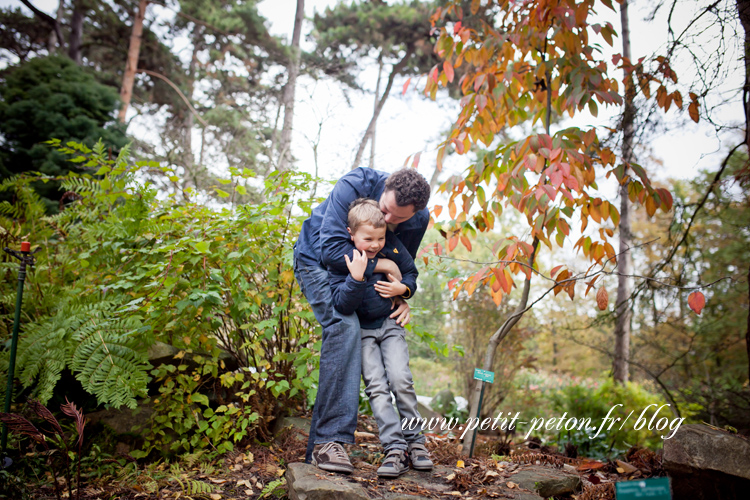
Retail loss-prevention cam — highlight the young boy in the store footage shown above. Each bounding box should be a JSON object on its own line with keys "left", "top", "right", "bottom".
{"left": 328, "top": 198, "right": 433, "bottom": 478}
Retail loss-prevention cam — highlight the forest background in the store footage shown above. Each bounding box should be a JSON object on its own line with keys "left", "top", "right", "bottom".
{"left": 0, "top": 0, "right": 748, "bottom": 495}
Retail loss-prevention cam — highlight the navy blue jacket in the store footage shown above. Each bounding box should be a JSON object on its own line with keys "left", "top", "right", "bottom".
{"left": 295, "top": 167, "right": 430, "bottom": 280}
{"left": 329, "top": 231, "right": 418, "bottom": 329}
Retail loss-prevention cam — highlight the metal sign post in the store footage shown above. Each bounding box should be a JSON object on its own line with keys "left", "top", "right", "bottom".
{"left": 2, "top": 242, "right": 35, "bottom": 453}
{"left": 469, "top": 368, "right": 494, "bottom": 458}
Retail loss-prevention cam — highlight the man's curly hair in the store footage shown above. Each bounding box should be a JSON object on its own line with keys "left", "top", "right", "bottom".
{"left": 384, "top": 168, "right": 430, "bottom": 212}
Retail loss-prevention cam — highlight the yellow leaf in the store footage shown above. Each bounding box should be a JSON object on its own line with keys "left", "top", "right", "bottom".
{"left": 457, "top": 460, "right": 465, "bottom": 468}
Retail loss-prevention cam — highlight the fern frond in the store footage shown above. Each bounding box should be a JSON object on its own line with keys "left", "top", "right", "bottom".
{"left": 68, "top": 314, "right": 150, "bottom": 409}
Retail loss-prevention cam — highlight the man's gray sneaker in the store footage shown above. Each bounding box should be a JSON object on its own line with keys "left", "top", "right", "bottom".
{"left": 408, "top": 442, "right": 433, "bottom": 471}
{"left": 311, "top": 442, "right": 354, "bottom": 474}
{"left": 377, "top": 449, "right": 409, "bottom": 478}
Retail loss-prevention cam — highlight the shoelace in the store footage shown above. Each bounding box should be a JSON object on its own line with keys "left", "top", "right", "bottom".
{"left": 319, "top": 442, "right": 348, "bottom": 461}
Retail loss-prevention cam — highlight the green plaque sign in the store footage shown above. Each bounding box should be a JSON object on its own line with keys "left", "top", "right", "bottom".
{"left": 615, "top": 477, "right": 671, "bottom": 500}
{"left": 473, "top": 368, "right": 494, "bottom": 383}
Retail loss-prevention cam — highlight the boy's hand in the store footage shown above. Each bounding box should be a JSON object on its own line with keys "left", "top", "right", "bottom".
{"left": 374, "top": 273, "right": 408, "bottom": 298}
{"left": 344, "top": 249, "right": 367, "bottom": 282}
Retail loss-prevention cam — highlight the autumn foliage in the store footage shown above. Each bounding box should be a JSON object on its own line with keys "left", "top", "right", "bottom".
{"left": 422, "top": 0, "right": 684, "bottom": 307}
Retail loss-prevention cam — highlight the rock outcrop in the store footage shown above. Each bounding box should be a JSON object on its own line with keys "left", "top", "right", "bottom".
{"left": 663, "top": 424, "right": 750, "bottom": 500}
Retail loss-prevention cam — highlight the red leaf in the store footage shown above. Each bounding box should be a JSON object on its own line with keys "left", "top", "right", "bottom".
{"left": 453, "top": 21, "right": 462, "bottom": 35}
{"left": 688, "top": 291, "right": 706, "bottom": 315}
{"left": 430, "top": 66, "right": 439, "bottom": 83}
{"left": 402, "top": 77, "right": 411, "bottom": 96}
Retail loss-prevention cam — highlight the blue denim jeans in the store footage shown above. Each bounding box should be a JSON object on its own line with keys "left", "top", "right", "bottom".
{"left": 293, "top": 255, "right": 361, "bottom": 462}
{"left": 361, "top": 318, "right": 425, "bottom": 452}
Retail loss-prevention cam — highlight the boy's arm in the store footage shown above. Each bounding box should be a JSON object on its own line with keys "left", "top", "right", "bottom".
{"left": 378, "top": 232, "right": 418, "bottom": 299}
{"left": 329, "top": 268, "right": 367, "bottom": 316}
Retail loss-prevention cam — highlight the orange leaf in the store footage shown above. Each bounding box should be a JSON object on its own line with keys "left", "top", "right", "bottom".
{"left": 448, "top": 235, "right": 458, "bottom": 252}
{"left": 448, "top": 277, "right": 460, "bottom": 290}
{"left": 412, "top": 152, "right": 421, "bottom": 169}
{"left": 460, "top": 235, "right": 472, "bottom": 251}
{"left": 444, "top": 61, "right": 455, "bottom": 83}
{"left": 688, "top": 291, "right": 706, "bottom": 315}
{"left": 577, "top": 460, "right": 606, "bottom": 472}
{"left": 402, "top": 77, "right": 411, "bottom": 96}
{"left": 433, "top": 205, "right": 443, "bottom": 217}
{"left": 596, "top": 287, "right": 609, "bottom": 311}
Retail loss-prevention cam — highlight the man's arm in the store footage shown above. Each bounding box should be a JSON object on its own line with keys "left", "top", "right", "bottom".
{"left": 319, "top": 168, "right": 383, "bottom": 276}
{"left": 396, "top": 208, "right": 430, "bottom": 260}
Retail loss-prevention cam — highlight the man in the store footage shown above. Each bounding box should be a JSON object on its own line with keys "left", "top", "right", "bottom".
{"left": 293, "top": 167, "right": 431, "bottom": 473}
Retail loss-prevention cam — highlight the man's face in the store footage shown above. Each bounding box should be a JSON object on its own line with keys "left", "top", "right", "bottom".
{"left": 349, "top": 224, "right": 387, "bottom": 259}
{"left": 379, "top": 189, "right": 416, "bottom": 224}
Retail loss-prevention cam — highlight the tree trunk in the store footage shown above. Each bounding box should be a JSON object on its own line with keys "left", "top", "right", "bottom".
{"left": 351, "top": 47, "right": 414, "bottom": 170}
{"left": 118, "top": 0, "right": 148, "bottom": 123}
{"left": 369, "top": 54, "right": 384, "bottom": 169}
{"left": 68, "top": 0, "right": 85, "bottom": 64}
{"left": 277, "top": 0, "right": 304, "bottom": 171}
{"left": 746, "top": 264, "right": 750, "bottom": 382}
{"left": 738, "top": 0, "right": 750, "bottom": 155}
{"left": 182, "top": 24, "right": 203, "bottom": 187}
{"left": 614, "top": 0, "right": 635, "bottom": 385}
{"left": 462, "top": 243, "right": 538, "bottom": 455}
{"left": 47, "top": 1, "right": 64, "bottom": 52}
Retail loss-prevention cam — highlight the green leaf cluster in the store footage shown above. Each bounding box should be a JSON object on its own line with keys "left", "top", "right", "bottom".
{"left": 0, "top": 139, "right": 320, "bottom": 455}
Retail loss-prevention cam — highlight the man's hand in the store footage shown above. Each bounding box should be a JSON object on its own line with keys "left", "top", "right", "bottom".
{"left": 374, "top": 273, "right": 407, "bottom": 298}
{"left": 344, "top": 249, "right": 367, "bottom": 281}
{"left": 373, "top": 258, "right": 403, "bottom": 281}
{"left": 389, "top": 297, "right": 411, "bottom": 326}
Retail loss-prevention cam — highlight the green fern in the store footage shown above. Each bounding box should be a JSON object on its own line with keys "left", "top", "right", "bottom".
{"left": 170, "top": 475, "right": 216, "bottom": 497}
{"left": 13, "top": 301, "right": 150, "bottom": 409}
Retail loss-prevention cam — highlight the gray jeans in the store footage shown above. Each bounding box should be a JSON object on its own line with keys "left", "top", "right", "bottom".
{"left": 361, "top": 318, "right": 425, "bottom": 452}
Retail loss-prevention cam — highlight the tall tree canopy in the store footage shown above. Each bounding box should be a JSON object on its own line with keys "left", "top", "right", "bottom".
{"left": 0, "top": 55, "right": 126, "bottom": 211}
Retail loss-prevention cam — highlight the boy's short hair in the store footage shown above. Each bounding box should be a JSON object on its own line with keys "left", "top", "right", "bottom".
{"left": 384, "top": 168, "right": 431, "bottom": 212}
{"left": 348, "top": 198, "right": 386, "bottom": 233}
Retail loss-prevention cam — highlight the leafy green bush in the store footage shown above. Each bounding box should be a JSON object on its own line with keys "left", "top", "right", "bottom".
{"left": 547, "top": 378, "right": 674, "bottom": 458}
{"left": 0, "top": 140, "right": 320, "bottom": 456}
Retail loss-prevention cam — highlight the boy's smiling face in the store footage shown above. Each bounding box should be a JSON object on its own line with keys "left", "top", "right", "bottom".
{"left": 348, "top": 224, "right": 387, "bottom": 259}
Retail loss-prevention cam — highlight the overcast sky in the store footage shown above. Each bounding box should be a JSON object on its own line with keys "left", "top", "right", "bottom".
{"left": 2, "top": 0, "right": 744, "bottom": 191}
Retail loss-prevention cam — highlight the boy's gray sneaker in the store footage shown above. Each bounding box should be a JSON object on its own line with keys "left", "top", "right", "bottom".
{"left": 408, "top": 443, "right": 433, "bottom": 471}
{"left": 377, "top": 449, "right": 409, "bottom": 478}
{"left": 311, "top": 442, "right": 354, "bottom": 474}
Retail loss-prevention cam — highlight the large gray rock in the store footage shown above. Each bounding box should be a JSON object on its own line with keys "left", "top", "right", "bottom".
{"left": 286, "top": 463, "right": 370, "bottom": 500}
{"left": 430, "top": 389, "right": 456, "bottom": 415}
{"left": 510, "top": 465, "right": 581, "bottom": 497}
{"left": 663, "top": 424, "right": 750, "bottom": 499}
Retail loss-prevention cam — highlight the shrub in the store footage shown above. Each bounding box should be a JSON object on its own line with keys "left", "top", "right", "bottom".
{"left": 0, "top": 140, "right": 320, "bottom": 456}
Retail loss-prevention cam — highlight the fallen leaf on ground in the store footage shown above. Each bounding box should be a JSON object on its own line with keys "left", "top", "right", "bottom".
{"left": 507, "top": 481, "right": 517, "bottom": 489}
{"left": 616, "top": 459, "right": 638, "bottom": 473}
{"left": 457, "top": 460, "right": 465, "bottom": 468}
